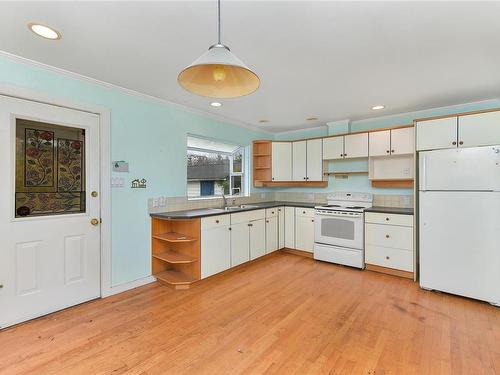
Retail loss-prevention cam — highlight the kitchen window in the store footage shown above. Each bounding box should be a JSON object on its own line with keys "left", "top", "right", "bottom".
{"left": 187, "top": 135, "right": 247, "bottom": 199}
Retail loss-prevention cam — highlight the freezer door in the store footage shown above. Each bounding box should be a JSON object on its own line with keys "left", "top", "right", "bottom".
{"left": 419, "top": 191, "right": 500, "bottom": 305}
{"left": 419, "top": 146, "right": 500, "bottom": 191}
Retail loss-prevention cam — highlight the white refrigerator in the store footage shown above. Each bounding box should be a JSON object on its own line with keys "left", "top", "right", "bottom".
{"left": 419, "top": 145, "right": 500, "bottom": 306}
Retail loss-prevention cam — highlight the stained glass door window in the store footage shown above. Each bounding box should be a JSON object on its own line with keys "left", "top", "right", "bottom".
{"left": 15, "top": 118, "right": 86, "bottom": 217}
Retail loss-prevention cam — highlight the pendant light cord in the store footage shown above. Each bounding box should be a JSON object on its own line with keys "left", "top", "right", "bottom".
{"left": 217, "top": 0, "right": 221, "bottom": 44}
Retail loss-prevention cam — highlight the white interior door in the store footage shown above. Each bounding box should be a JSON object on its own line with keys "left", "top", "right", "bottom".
{"left": 0, "top": 95, "right": 101, "bottom": 328}
{"left": 271, "top": 142, "right": 292, "bottom": 181}
{"left": 292, "top": 141, "right": 307, "bottom": 181}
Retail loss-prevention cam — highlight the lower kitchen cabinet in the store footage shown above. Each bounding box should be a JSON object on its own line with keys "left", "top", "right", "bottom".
{"left": 266, "top": 216, "right": 279, "bottom": 253}
{"left": 278, "top": 206, "right": 285, "bottom": 249}
{"left": 201, "top": 216, "right": 231, "bottom": 278}
{"left": 295, "top": 208, "right": 315, "bottom": 253}
{"left": 230, "top": 221, "right": 250, "bottom": 267}
{"left": 364, "top": 212, "right": 414, "bottom": 278}
{"left": 250, "top": 219, "right": 266, "bottom": 260}
{"left": 284, "top": 206, "right": 295, "bottom": 248}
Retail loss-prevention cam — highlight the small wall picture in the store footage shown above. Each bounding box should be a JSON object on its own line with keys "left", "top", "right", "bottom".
{"left": 131, "top": 178, "right": 147, "bottom": 188}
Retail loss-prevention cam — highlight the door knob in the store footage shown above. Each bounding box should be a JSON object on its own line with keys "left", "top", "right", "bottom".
{"left": 90, "top": 218, "right": 100, "bottom": 226}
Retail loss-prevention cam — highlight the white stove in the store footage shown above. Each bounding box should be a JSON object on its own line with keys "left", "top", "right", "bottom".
{"left": 314, "top": 192, "right": 373, "bottom": 269}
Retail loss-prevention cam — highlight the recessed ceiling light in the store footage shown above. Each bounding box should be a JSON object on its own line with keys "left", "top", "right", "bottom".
{"left": 28, "top": 23, "right": 61, "bottom": 40}
{"left": 210, "top": 102, "right": 222, "bottom": 107}
{"left": 371, "top": 105, "right": 385, "bottom": 110}
{"left": 306, "top": 117, "right": 318, "bottom": 121}
{"left": 259, "top": 119, "right": 269, "bottom": 123}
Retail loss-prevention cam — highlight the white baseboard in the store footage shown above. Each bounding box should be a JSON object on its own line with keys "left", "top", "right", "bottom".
{"left": 102, "top": 275, "right": 157, "bottom": 298}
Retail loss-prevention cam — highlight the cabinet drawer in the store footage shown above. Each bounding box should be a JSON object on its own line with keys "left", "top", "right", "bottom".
{"left": 365, "top": 245, "right": 413, "bottom": 272}
{"left": 265, "top": 207, "right": 278, "bottom": 218}
{"left": 365, "top": 223, "right": 413, "bottom": 251}
{"left": 201, "top": 214, "right": 230, "bottom": 230}
{"left": 365, "top": 212, "right": 413, "bottom": 227}
{"left": 231, "top": 209, "right": 266, "bottom": 225}
{"left": 295, "top": 207, "right": 315, "bottom": 218}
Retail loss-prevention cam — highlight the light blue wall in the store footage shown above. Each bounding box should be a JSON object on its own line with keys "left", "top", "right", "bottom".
{"left": 0, "top": 55, "right": 270, "bottom": 286}
{"left": 264, "top": 99, "right": 500, "bottom": 195}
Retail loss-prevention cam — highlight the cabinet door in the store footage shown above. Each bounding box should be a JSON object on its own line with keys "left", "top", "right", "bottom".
{"left": 292, "top": 141, "right": 307, "bottom": 181}
{"left": 201, "top": 225, "right": 231, "bottom": 278}
{"left": 230, "top": 222, "right": 249, "bottom": 267}
{"left": 271, "top": 142, "right": 292, "bottom": 181}
{"left": 295, "top": 215, "right": 315, "bottom": 253}
{"left": 278, "top": 206, "right": 285, "bottom": 249}
{"left": 265, "top": 216, "right": 279, "bottom": 253}
{"left": 416, "top": 117, "right": 457, "bottom": 151}
{"left": 323, "top": 136, "right": 344, "bottom": 160}
{"left": 306, "top": 139, "right": 323, "bottom": 181}
{"left": 369, "top": 130, "right": 391, "bottom": 157}
{"left": 391, "top": 127, "right": 414, "bottom": 155}
{"left": 459, "top": 111, "right": 500, "bottom": 148}
{"left": 250, "top": 219, "right": 266, "bottom": 260}
{"left": 284, "top": 206, "right": 295, "bottom": 249}
{"left": 344, "top": 133, "right": 368, "bottom": 158}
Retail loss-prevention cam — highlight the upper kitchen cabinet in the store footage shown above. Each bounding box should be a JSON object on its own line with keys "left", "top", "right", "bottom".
{"left": 323, "top": 133, "right": 368, "bottom": 159}
{"left": 306, "top": 139, "right": 323, "bottom": 181}
{"left": 292, "top": 140, "right": 307, "bottom": 181}
{"left": 323, "top": 136, "right": 344, "bottom": 160}
{"left": 271, "top": 142, "right": 292, "bottom": 181}
{"left": 293, "top": 139, "right": 323, "bottom": 182}
{"left": 344, "top": 133, "right": 368, "bottom": 158}
{"left": 416, "top": 117, "right": 457, "bottom": 151}
{"left": 417, "top": 110, "right": 500, "bottom": 151}
{"left": 369, "top": 127, "right": 414, "bottom": 157}
{"left": 390, "top": 127, "right": 414, "bottom": 155}
{"left": 368, "top": 130, "right": 391, "bottom": 157}
{"left": 458, "top": 111, "right": 500, "bottom": 148}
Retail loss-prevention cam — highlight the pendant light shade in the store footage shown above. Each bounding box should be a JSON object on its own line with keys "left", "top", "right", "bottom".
{"left": 177, "top": 0, "right": 260, "bottom": 98}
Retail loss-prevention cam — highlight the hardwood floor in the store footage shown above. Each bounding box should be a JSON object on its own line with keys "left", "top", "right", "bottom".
{"left": 1, "top": 251, "right": 499, "bottom": 375}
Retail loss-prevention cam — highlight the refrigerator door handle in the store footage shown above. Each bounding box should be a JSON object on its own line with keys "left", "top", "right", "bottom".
{"left": 421, "top": 154, "right": 427, "bottom": 191}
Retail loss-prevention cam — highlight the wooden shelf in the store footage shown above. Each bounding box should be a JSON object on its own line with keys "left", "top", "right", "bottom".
{"left": 254, "top": 166, "right": 271, "bottom": 170}
{"left": 253, "top": 153, "right": 271, "bottom": 157}
{"left": 153, "top": 232, "right": 197, "bottom": 243}
{"left": 324, "top": 171, "right": 368, "bottom": 176}
{"left": 254, "top": 180, "right": 328, "bottom": 188}
{"left": 153, "top": 250, "right": 197, "bottom": 264}
{"left": 155, "top": 270, "right": 197, "bottom": 289}
{"left": 371, "top": 179, "right": 414, "bottom": 188}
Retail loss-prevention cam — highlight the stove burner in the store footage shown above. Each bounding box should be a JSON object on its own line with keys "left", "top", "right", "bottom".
{"left": 345, "top": 206, "right": 364, "bottom": 209}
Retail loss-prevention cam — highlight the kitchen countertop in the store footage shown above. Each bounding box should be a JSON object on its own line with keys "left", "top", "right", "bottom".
{"left": 150, "top": 201, "right": 319, "bottom": 220}
{"left": 364, "top": 206, "right": 414, "bottom": 215}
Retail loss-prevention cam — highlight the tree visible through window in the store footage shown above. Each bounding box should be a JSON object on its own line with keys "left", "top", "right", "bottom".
{"left": 187, "top": 136, "right": 245, "bottom": 198}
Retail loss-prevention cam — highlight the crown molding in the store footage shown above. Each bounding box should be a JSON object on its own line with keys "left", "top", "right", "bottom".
{"left": 0, "top": 50, "right": 273, "bottom": 135}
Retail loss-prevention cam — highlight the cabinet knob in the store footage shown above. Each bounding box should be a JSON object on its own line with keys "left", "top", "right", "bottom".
{"left": 391, "top": 149, "right": 395, "bottom": 153}
{"left": 386, "top": 256, "right": 390, "bottom": 260}
{"left": 215, "top": 220, "right": 219, "bottom": 223}
{"left": 340, "top": 153, "right": 343, "bottom": 157}
{"left": 311, "top": 219, "right": 314, "bottom": 222}
{"left": 385, "top": 217, "right": 390, "bottom": 221}
{"left": 386, "top": 150, "right": 390, "bottom": 153}
{"left": 303, "top": 177, "right": 306, "bottom": 180}
{"left": 228, "top": 227, "right": 232, "bottom": 231}
{"left": 266, "top": 220, "right": 269, "bottom": 223}
{"left": 303, "top": 211, "right": 306, "bottom": 214}
{"left": 272, "top": 177, "right": 274, "bottom": 180}
{"left": 271, "top": 211, "right": 274, "bottom": 214}
{"left": 344, "top": 153, "right": 347, "bottom": 157}
{"left": 385, "top": 234, "right": 390, "bottom": 238}
{"left": 459, "top": 141, "right": 464, "bottom": 145}
{"left": 452, "top": 141, "right": 457, "bottom": 146}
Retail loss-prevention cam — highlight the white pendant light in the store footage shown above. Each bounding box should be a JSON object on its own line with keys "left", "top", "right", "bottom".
{"left": 178, "top": 0, "right": 260, "bottom": 98}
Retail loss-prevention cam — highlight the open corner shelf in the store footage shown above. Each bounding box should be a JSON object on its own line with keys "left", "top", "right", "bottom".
{"left": 153, "top": 232, "right": 197, "bottom": 243}
{"left": 151, "top": 217, "right": 201, "bottom": 290}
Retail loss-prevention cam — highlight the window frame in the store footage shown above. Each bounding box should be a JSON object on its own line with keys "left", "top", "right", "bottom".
{"left": 186, "top": 139, "right": 247, "bottom": 200}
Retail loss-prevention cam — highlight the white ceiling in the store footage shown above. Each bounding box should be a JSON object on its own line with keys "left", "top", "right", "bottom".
{"left": 1, "top": 1, "right": 500, "bottom": 133}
